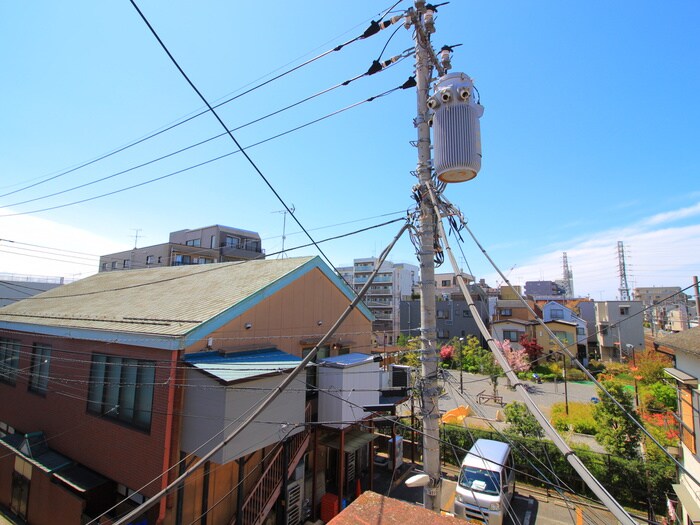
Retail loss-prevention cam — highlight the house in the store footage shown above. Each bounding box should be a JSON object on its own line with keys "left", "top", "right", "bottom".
{"left": 0, "top": 256, "right": 378, "bottom": 525}
{"left": 98, "top": 224, "right": 264, "bottom": 272}
{"left": 659, "top": 327, "right": 700, "bottom": 523}
{"left": 594, "top": 301, "right": 644, "bottom": 361}
{"left": 492, "top": 299, "right": 539, "bottom": 323}
{"left": 541, "top": 301, "right": 588, "bottom": 361}
{"left": 491, "top": 319, "right": 531, "bottom": 349}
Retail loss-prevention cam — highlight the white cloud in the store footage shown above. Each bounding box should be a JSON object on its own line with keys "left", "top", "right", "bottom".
{"left": 0, "top": 213, "right": 129, "bottom": 280}
{"left": 642, "top": 201, "right": 700, "bottom": 227}
{"left": 485, "top": 214, "right": 700, "bottom": 300}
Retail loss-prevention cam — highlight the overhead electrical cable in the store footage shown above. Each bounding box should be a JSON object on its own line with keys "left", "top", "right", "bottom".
{"left": 0, "top": 83, "right": 411, "bottom": 219}
{"left": 109, "top": 219, "right": 411, "bottom": 524}
{"left": 1, "top": 52, "right": 412, "bottom": 210}
{"left": 0, "top": 4, "right": 405, "bottom": 200}
{"left": 424, "top": 183, "right": 638, "bottom": 525}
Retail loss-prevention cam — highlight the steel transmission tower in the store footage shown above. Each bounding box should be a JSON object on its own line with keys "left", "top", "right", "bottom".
{"left": 617, "top": 241, "right": 630, "bottom": 301}
{"left": 561, "top": 251, "right": 574, "bottom": 297}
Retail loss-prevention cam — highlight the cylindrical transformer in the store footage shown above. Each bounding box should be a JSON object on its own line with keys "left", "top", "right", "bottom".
{"left": 430, "top": 72, "right": 484, "bottom": 183}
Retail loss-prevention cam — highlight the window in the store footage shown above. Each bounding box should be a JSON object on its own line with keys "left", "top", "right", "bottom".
{"left": 101, "top": 262, "right": 107, "bottom": 271}
{"left": 28, "top": 344, "right": 51, "bottom": 394}
{"left": 87, "top": 354, "right": 156, "bottom": 431}
{"left": 185, "top": 238, "right": 201, "bottom": 247}
{"left": 462, "top": 309, "right": 472, "bottom": 318}
{"left": 244, "top": 239, "right": 260, "bottom": 252}
{"left": 500, "top": 308, "right": 512, "bottom": 317}
{"left": 502, "top": 330, "right": 523, "bottom": 342}
{"left": 210, "top": 235, "right": 216, "bottom": 249}
{"left": 576, "top": 327, "right": 586, "bottom": 336}
{"left": 437, "top": 310, "right": 450, "bottom": 320}
{"left": 0, "top": 338, "right": 20, "bottom": 385}
{"left": 225, "top": 236, "right": 240, "bottom": 248}
{"left": 146, "top": 255, "right": 154, "bottom": 265}
{"left": 157, "top": 256, "right": 162, "bottom": 264}
{"left": 441, "top": 280, "right": 451, "bottom": 287}
{"left": 174, "top": 254, "right": 192, "bottom": 265}
{"left": 122, "top": 259, "right": 130, "bottom": 269}
{"left": 551, "top": 308, "right": 564, "bottom": 320}
{"left": 619, "top": 307, "right": 629, "bottom": 316}
{"left": 111, "top": 261, "right": 117, "bottom": 270}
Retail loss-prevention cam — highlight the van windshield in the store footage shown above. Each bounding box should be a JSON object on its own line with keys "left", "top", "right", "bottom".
{"left": 458, "top": 466, "right": 500, "bottom": 495}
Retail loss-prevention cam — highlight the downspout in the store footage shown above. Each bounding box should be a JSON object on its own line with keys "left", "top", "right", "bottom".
{"left": 157, "top": 349, "right": 179, "bottom": 524}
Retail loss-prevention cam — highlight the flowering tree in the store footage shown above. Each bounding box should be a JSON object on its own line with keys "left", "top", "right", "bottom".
{"left": 519, "top": 334, "right": 543, "bottom": 363}
{"left": 440, "top": 344, "right": 455, "bottom": 364}
{"left": 499, "top": 339, "right": 530, "bottom": 373}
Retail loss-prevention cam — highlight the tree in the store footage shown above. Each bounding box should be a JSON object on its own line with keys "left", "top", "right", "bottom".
{"left": 593, "top": 380, "right": 642, "bottom": 459}
{"left": 499, "top": 339, "right": 530, "bottom": 373}
{"left": 440, "top": 344, "right": 455, "bottom": 366}
{"left": 479, "top": 350, "right": 504, "bottom": 397}
{"left": 504, "top": 401, "right": 544, "bottom": 438}
{"left": 519, "top": 334, "right": 543, "bottom": 363}
{"left": 634, "top": 347, "right": 672, "bottom": 385}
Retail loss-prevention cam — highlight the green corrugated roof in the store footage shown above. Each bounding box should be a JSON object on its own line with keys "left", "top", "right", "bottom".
{"left": 0, "top": 257, "right": 327, "bottom": 343}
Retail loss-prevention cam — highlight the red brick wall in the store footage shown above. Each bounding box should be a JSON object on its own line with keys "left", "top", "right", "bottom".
{"left": 0, "top": 333, "right": 175, "bottom": 496}
{"left": 27, "top": 469, "right": 85, "bottom": 525}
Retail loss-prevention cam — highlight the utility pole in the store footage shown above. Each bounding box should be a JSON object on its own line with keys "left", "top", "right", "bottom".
{"left": 411, "top": 1, "right": 441, "bottom": 512}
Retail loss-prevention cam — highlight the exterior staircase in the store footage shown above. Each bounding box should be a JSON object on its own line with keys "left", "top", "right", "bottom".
{"left": 231, "top": 403, "right": 312, "bottom": 525}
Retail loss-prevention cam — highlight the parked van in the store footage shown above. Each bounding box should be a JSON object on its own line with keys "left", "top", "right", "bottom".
{"left": 453, "top": 439, "right": 515, "bottom": 524}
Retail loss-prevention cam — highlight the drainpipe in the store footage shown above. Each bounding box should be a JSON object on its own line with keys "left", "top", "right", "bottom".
{"left": 157, "top": 350, "right": 179, "bottom": 524}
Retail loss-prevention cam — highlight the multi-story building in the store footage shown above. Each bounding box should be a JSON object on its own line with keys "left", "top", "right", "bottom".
{"left": 0, "top": 256, "right": 385, "bottom": 525}
{"left": 0, "top": 274, "right": 66, "bottom": 308}
{"left": 98, "top": 224, "right": 264, "bottom": 272}
{"left": 594, "top": 301, "right": 644, "bottom": 360}
{"left": 524, "top": 280, "right": 566, "bottom": 299}
{"left": 337, "top": 258, "right": 418, "bottom": 345}
{"left": 399, "top": 284, "right": 490, "bottom": 345}
{"left": 658, "top": 327, "right": 700, "bottom": 524}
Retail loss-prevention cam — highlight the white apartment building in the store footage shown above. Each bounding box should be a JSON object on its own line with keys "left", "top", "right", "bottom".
{"left": 338, "top": 258, "right": 418, "bottom": 345}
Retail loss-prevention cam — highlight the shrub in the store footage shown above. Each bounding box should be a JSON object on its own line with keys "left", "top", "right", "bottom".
{"left": 566, "top": 368, "right": 588, "bottom": 381}
{"left": 551, "top": 402, "right": 597, "bottom": 435}
{"left": 643, "top": 382, "right": 677, "bottom": 412}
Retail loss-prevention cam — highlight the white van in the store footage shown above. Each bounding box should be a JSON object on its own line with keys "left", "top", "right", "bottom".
{"left": 453, "top": 439, "right": 515, "bottom": 524}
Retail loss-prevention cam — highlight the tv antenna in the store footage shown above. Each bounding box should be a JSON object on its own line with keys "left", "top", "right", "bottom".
{"left": 272, "top": 205, "right": 295, "bottom": 258}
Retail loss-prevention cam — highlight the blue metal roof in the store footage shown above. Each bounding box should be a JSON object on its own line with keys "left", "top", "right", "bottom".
{"left": 184, "top": 348, "right": 302, "bottom": 383}
{"left": 318, "top": 352, "right": 377, "bottom": 368}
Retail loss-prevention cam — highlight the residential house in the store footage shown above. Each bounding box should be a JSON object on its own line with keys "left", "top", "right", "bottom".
{"left": 492, "top": 299, "right": 539, "bottom": 323}
{"left": 0, "top": 256, "right": 379, "bottom": 525}
{"left": 336, "top": 258, "right": 418, "bottom": 346}
{"left": 98, "top": 224, "right": 264, "bottom": 272}
{"left": 491, "top": 319, "right": 531, "bottom": 349}
{"left": 594, "top": 301, "right": 644, "bottom": 361}
{"left": 541, "top": 301, "right": 588, "bottom": 361}
{"left": 658, "top": 327, "right": 700, "bottom": 524}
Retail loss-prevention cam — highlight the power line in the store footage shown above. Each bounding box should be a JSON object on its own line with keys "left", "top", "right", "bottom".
{"left": 0, "top": 84, "right": 408, "bottom": 219}
{"left": 0, "top": 6, "right": 403, "bottom": 201}
{"left": 1, "top": 54, "right": 411, "bottom": 211}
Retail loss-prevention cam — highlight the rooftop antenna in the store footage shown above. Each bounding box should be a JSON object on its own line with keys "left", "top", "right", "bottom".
{"left": 272, "top": 205, "right": 295, "bottom": 258}
{"left": 130, "top": 229, "right": 143, "bottom": 249}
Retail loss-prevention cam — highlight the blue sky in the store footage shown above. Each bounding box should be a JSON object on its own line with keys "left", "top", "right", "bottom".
{"left": 1, "top": 1, "right": 699, "bottom": 299}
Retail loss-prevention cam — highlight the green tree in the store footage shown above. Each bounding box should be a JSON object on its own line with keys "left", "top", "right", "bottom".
{"left": 593, "top": 381, "right": 642, "bottom": 459}
{"left": 479, "top": 350, "right": 504, "bottom": 397}
{"left": 504, "top": 401, "right": 544, "bottom": 438}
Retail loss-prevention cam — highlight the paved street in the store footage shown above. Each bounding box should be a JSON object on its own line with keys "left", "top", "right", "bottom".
{"left": 398, "top": 370, "right": 605, "bottom": 452}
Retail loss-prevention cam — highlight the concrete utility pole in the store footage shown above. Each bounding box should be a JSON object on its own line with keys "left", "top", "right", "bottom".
{"left": 411, "top": 1, "right": 441, "bottom": 512}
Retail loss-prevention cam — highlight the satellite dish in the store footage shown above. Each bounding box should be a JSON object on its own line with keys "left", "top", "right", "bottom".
{"left": 405, "top": 473, "right": 430, "bottom": 488}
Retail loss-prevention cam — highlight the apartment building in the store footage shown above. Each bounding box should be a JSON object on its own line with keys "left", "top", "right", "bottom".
{"left": 594, "top": 300, "right": 644, "bottom": 360}
{"left": 0, "top": 256, "right": 381, "bottom": 525}
{"left": 98, "top": 224, "right": 263, "bottom": 272}
{"left": 337, "top": 258, "right": 418, "bottom": 345}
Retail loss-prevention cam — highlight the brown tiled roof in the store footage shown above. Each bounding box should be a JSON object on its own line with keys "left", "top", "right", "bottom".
{"left": 327, "top": 490, "right": 475, "bottom": 524}
{"left": 655, "top": 326, "right": 700, "bottom": 356}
